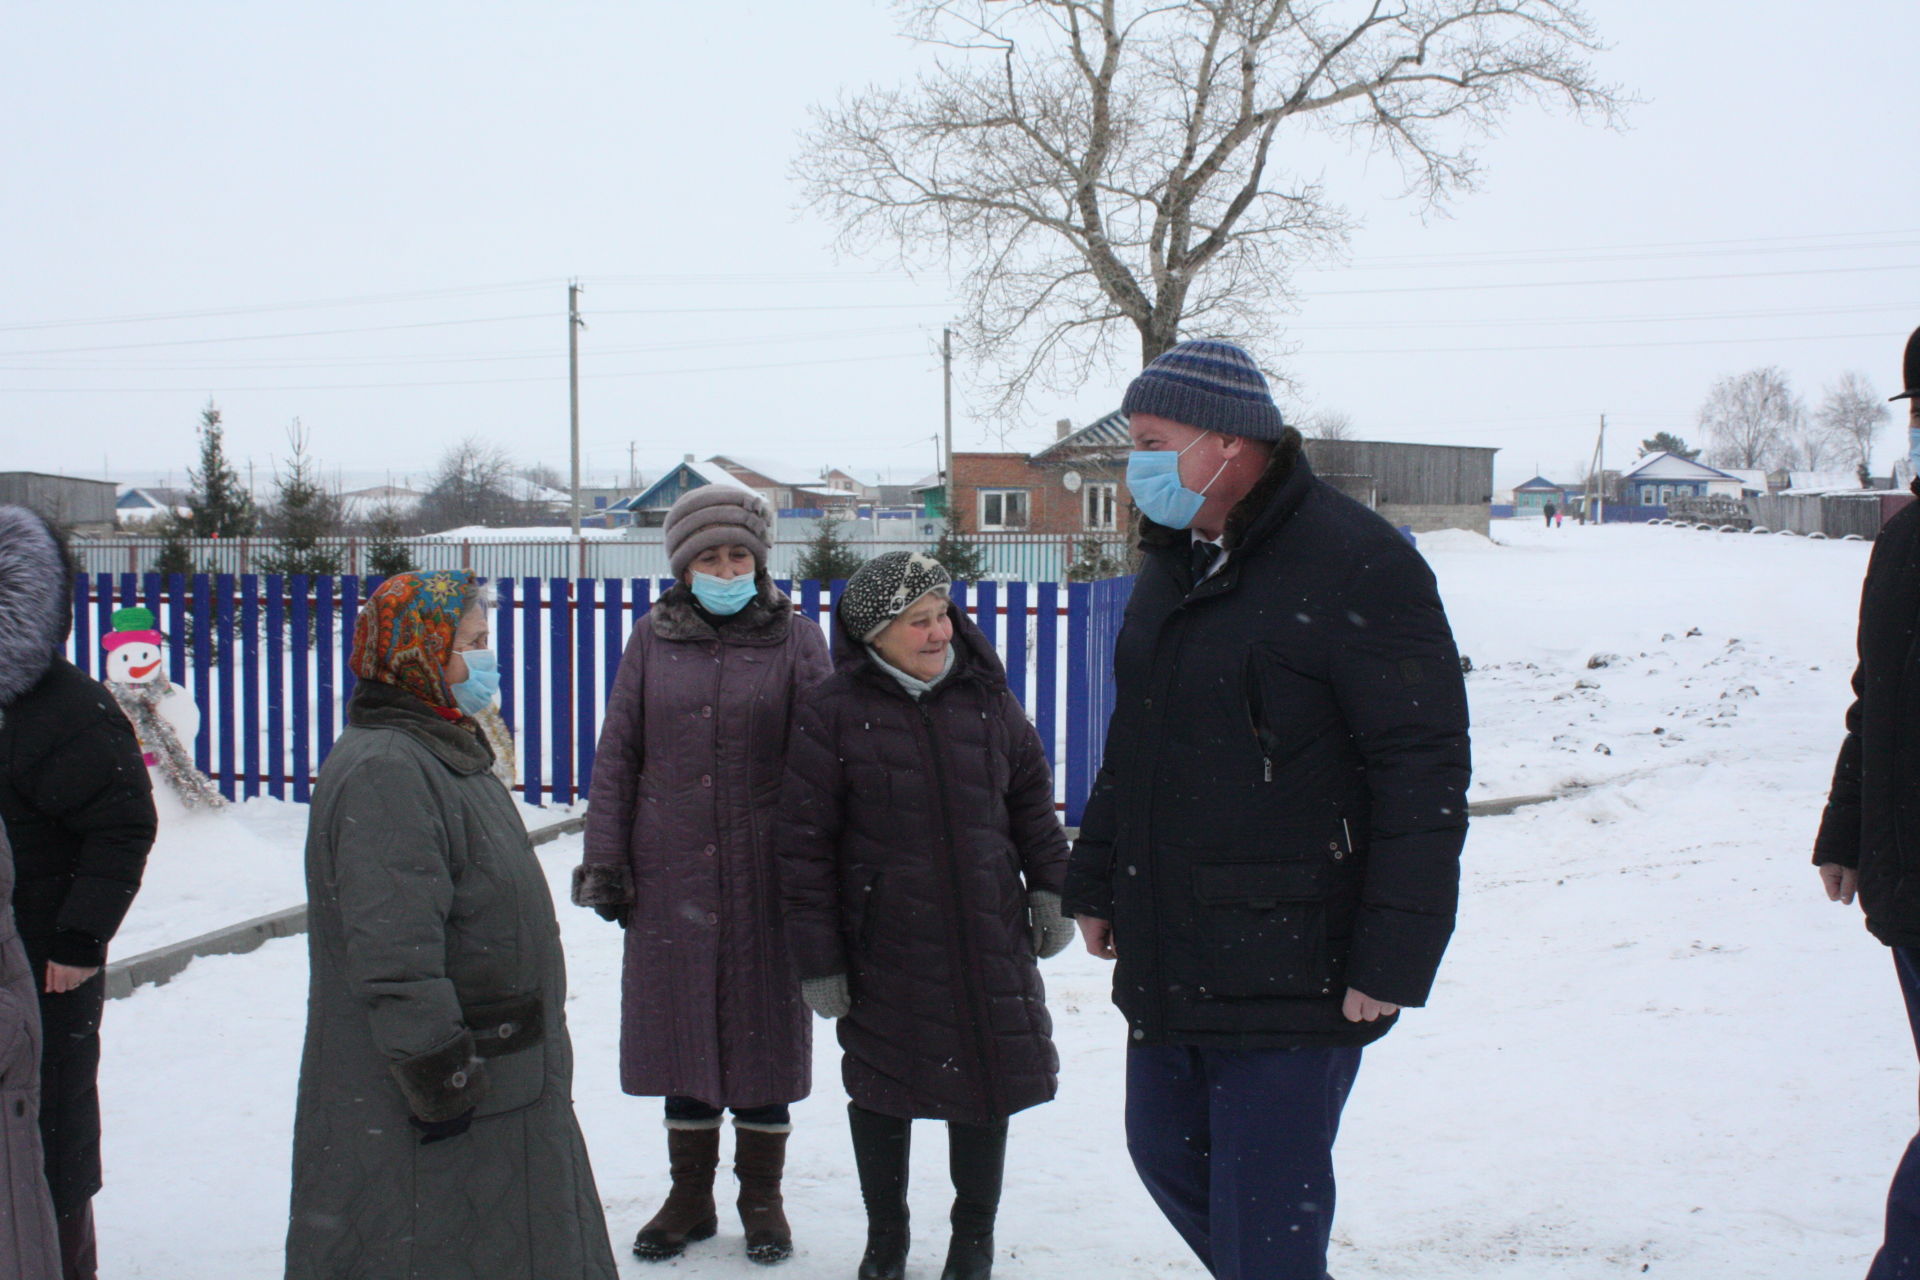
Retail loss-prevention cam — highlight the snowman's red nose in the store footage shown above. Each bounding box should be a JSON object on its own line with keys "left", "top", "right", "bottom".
{"left": 128, "top": 660, "right": 161, "bottom": 680}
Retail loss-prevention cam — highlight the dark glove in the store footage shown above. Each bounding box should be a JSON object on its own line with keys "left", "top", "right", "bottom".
{"left": 1028, "top": 890, "right": 1075, "bottom": 959}
{"left": 801, "top": 973, "right": 851, "bottom": 1019}
{"left": 408, "top": 1107, "right": 476, "bottom": 1145}
{"left": 593, "top": 903, "right": 629, "bottom": 927}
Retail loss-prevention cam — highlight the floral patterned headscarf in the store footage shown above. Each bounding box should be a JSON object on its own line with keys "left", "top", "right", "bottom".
{"left": 349, "top": 571, "right": 474, "bottom": 715}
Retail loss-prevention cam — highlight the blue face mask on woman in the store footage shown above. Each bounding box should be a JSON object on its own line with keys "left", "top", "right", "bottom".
{"left": 1126, "top": 432, "right": 1230, "bottom": 530}
{"left": 451, "top": 648, "right": 500, "bottom": 715}
{"left": 691, "top": 571, "right": 758, "bottom": 617}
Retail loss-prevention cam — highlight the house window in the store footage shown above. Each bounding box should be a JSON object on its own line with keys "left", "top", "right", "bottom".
{"left": 1084, "top": 483, "right": 1117, "bottom": 531}
{"left": 979, "top": 489, "right": 1030, "bottom": 531}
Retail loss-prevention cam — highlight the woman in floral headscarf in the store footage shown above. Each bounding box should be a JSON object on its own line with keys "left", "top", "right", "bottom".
{"left": 285, "top": 570, "right": 616, "bottom": 1280}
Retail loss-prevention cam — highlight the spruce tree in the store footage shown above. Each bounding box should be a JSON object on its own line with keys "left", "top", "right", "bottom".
{"left": 793, "top": 515, "right": 868, "bottom": 583}
{"left": 928, "top": 528, "right": 989, "bottom": 582}
{"left": 258, "top": 422, "right": 345, "bottom": 578}
{"left": 1067, "top": 535, "right": 1127, "bottom": 581}
{"left": 185, "top": 400, "right": 257, "bottom": 537}
{"left": 365, "top": 506, "right": 416, "bottom": 578}
{"left": 152, "top": 512, "right": 195, "bottom": 576}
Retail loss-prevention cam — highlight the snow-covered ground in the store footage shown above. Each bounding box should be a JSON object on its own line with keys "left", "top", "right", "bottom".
{"left": 94, "top": 518, "right": 1918, "bottom": 1277}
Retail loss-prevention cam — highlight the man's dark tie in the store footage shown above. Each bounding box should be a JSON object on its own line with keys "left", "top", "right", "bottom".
{"left": 1190, "top": 540, "right": 1221, "bottom": 584}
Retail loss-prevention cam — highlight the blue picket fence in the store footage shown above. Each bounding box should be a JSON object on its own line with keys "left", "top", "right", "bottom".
{"left": 67, "top": 573, "right": 1135, "bottom": 825}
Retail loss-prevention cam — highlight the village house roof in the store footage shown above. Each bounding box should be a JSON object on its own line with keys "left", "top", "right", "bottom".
{"left": 1619, "top": 452, "right": 1744, "bottom": 484}
{"left": 1513, "top": 475, "right": 1568, "bottom": 492}
{"left": 1028, "top": 409, "right": 1129, "bottom": 464}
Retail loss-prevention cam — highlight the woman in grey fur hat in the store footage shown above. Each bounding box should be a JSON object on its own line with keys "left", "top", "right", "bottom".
{"left": 574, "top": 484, "right": 831, "bottom": 1266}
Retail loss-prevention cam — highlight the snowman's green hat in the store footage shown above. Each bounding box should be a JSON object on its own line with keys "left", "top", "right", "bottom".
{"left": 102, "top": 606, "right": 165, "bottom": 652}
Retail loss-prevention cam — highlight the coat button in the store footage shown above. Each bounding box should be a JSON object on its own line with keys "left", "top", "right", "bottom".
{"left": 701, "top": 774, "right": 712, "bottom": 788}
{"left": 704, "top": 843, "right": 716, "bottom": 856}
{"left": 498, "top": 1022, "right": 516, "bottom": 1039}
{"left": 1131, "top": 1027, "right": 1145, "bottom": 1041}
{"left": 1329, "top": 841, "right": 1340, "bottom": 851}
{"left": 707, "top": 911, "right": 718, "bottom": 926}
{"left": 1332, "top": 849, "right": 1345, "bottom": 860}
{"left": 702, "top": 706, "right": 713, "bottom": 718}
{"left": 450, "top": 1070, "right": 468, "bottom": 1089}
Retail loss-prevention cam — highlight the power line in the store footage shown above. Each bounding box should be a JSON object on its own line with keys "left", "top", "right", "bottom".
{"left": 0, "top": 280, "right": 558, "bottom": 335}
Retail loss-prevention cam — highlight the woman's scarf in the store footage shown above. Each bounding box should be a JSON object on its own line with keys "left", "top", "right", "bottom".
{"left": 349, "top": 571, "right": 472, "bottom": 720}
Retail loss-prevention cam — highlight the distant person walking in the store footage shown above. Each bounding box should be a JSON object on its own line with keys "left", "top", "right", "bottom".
{"left": 1544, "top": 501, "right": 1558, "bottom": 527}
{"left": 574, "top": 487, "right": 829, "bottom": 1265}
{"left": 1063, "top": 341, "right": 1471, "bottom": 1280}
{"left": 778, "top": 552, "right": 1074, "bottom": 1280}
{"left": 0, "top": 506, "right": 154, "bottom": 1280}
{"left": 286, "top": 570, "right": 615, "bottom": 1280}
{"left": 1816, "top": 324, "right": 1920, "bottom": 1280}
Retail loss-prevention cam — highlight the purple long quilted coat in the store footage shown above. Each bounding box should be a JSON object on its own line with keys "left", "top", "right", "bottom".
{"left": 582, "top": 583, "right": 830, "bottom": 1108}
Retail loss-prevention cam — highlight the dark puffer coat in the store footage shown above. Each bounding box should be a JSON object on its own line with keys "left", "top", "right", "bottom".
{"left": 1817, "top": 494, "right": 1920, "bottom": 945}
{"left": 777, "top": 604, "right": 1069, "bottom": 1126}
{"left": 575, "top": 582, "right": 830, "bottom": 1107}
{"left": 1062, "top": 431, "right": 1471, "bottom": 1049}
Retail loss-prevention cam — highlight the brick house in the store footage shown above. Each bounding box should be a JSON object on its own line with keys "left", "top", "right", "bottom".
{"left": 950, "top": 411, "right": 1134, "bottom": 537}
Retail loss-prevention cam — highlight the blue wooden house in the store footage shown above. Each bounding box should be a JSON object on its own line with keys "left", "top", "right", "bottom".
{"left": 1512, "top": 476, "right": 1569, "bottom": 514}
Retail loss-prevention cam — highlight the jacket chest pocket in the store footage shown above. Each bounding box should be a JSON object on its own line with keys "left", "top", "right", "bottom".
{"left": 1187, "top": 860, "right": 1339, "bottom": 1000}
{"left": 1245, "top": 647, "right": 1336, "bottom": 778}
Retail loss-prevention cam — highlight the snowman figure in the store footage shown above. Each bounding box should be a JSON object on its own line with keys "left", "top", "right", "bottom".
{"left": 102, "top": 606, "right": 225, "bottom": 811}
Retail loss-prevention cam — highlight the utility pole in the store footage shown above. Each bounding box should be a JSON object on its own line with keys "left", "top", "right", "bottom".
{"left": 569, "top": 280, "right": 584, "bottom": 535}
{"left": 942, "top": 326, "right": 954, "bottom": 528}
{"left": 1585, "top": 413, "right": 1607, "bottom": 525}
{"left": 628, "top": 441, "right": 637, "bottom": 492}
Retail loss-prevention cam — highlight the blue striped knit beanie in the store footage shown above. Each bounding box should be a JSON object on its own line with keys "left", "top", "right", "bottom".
{"left": 1120, "top": 339, "right": 1285, "bottom": 441}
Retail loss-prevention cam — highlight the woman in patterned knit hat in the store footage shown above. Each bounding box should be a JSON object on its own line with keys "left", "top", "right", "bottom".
{"left": 574, "top": 485, "right": 830, "bottom": 1265}
{"left": 287, "top": 570, "right": 615, "bottom": 1279}
{"left": 777, "top": 551, "right": 1075, "bottom": 1280}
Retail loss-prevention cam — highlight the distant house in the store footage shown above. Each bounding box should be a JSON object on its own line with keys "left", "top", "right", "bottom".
{"left": 1772, "top": 469, "right": 1866, "bottom": 495}
{"left": 705, "top": 455, "right": 856, "bottom": 513}
{"left": 338, "top": 485, "right": 423, "bottom": 525}
{"left": 1512, "top": 476, "right": 1570, "bottom": 514}
{"left": 0, "top": 472, "right": 117, "bottom": 531}
{"left": 619, "top": 458, "right": 753, "bottom": 528}
{"left": 1618, "top": 453, "right": 1746, "bottom": 507}
{"left": 116, "top": 485, "right": 192, "bottom": 527}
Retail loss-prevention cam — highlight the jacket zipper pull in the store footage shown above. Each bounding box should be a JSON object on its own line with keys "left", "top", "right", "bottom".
{"left": 1263, "top": 756, "right": 1273, "bottom": 783}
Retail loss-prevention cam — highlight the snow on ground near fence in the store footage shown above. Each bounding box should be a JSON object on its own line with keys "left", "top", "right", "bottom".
{"left": 96, "top": 518, "right": 1917, "bottom": 1276}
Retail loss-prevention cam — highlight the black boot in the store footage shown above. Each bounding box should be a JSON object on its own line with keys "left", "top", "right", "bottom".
{"left": 849, "top": 1103, "right": 912, "bottom": 1280}
{"left": 940, "top": 1119, "right": 1007, "bottom": 1280}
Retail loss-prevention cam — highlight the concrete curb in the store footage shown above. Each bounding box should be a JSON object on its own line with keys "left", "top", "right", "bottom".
{"left": 102, "top": 793, "right": 1561, "bottom": 1002}
{"left": 103, "top": 813, "right": 588, "bottom": 1001}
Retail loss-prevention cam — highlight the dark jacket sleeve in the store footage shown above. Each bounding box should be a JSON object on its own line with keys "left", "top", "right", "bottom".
{"left": 1815, "top": 656, "right": 1866, "bottom": 869}
{"left": 1003, "top": 697, "right": 1068, "bottom": 896}
{"left": 20, "top": 697, "right": 155, "bottom": 967}
{"left": 1327, "top": 547, "right": 1471, "bottom": 1008}
{"left": 582, "top": 623, "right": 647, "bottom": 877}
{"left": 775, "top": 690, "right": 849, "bottom": 981}
{"left": 1062, "top": 764, "right": 1119, "bottom": 918}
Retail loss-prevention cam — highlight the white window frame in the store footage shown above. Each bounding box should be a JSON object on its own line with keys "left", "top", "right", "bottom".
{"left": 979, "top": 489, "right": 1031, "bottom": 531}
{"left": 1083, "top": 482, "right": 1118, "bottom": 531}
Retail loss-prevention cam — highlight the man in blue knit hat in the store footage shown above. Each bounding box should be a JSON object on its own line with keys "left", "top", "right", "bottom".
{"left": 1063, "top": 339, "right": 1472, "bottom": 1279}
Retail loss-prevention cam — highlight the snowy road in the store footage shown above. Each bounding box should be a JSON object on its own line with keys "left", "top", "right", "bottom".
{"left": 95, "top": 519, "right": 1916, "bottom": 1277}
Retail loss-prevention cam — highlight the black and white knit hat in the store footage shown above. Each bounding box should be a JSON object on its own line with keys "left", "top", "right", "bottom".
{"left": 840, "top": 551, "right": 952, "bottom": 642}
{"left": 1121, "top": 338, "right": 1285, "bottom": 441}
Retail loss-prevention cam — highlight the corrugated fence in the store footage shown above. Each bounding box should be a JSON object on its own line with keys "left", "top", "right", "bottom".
{"left": 67, "top": 573, "right": 1135, "bottom": 825}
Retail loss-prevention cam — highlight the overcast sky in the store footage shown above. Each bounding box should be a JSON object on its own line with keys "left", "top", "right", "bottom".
{"left": 4, "top": 1, "right": 1916, "bottom": 493}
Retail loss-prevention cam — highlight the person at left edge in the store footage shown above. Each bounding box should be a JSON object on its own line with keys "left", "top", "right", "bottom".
{"left": 0, "top": 505, "right": 154, "bottom": 1280}
{"left": 285, "top": 569, "right": 616, "bottom": 1280}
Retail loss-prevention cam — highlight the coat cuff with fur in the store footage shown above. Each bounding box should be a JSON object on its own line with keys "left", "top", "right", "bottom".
{"left": 390, "top": 1031, "right": 489, "bottom": 1123}
{"left": 571, "top": 862, "right": 634, "bottom": 910}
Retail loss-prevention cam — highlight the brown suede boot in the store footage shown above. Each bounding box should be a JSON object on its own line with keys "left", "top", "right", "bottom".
{"left": 633, "top": 1123, "right": 722, "bottom": 1261}
{"left": 734, "top": 1122, "right": 794, "bottom": 1265}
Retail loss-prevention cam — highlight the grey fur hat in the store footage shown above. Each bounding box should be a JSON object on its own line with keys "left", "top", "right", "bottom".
{"left": 664, "top": 485, "right": 773, "bottom": 579}
{"left": 840, "top": 551, "right": 952, "bottom": 642}
{"left": 0, "top": 505, "right": 73, "bottom": 709}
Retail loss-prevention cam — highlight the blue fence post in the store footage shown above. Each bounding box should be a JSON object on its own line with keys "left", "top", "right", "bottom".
{"left": 167, "top": 573, "right": 188, "bottom": 690}
{"left": 950, "top": 580, "right": 971, "bottom": 631}
{"left": 828, "top": 579, "right": 849, "bottom": 634}
{"left": 975, "top": 580, "right": 998, "bottom": 658}
{"left": 1036, "top": 582, "right": 1059, "bottom": 786}
{"left": 242, "top": 575, "right": 261, "bottom": 801}
{"left": 497, "top": 579, "right": 517, "bottom": 766}
{"left": 93, "top": 574, "right": 115, "bottom": 676}
{"left": 340, "top": 575, "right": 361, "bottom": 706}
{"left": 800, "top": 580, "right": 821, "bottom": 623}
{"left": 215, "top": 574, "right": 237, "bottom": 801}
{"left": 1064, "top": 581, "right": 1092, "bottom": 826}
{"left": 575, "top": 576, "right": 597, "bottom": 796}
{"left": 603, "top": 578, "right": 625, "bottom": 701}
{"left": 1004, "top": 581, "right": 1028, "bottom": 713}
{"left": 316, "top": 577, "right": 337, "bottom": 768}
{"left": 522, "top": 577, "right": 543, "bottom": 806}
{"left": 290, "top": 576, "right": 312, "bottom": 803}
{"left": 632, "top": 578, "right": 652, "bottom": 623}
{"left": 142, "top": 573, "right": 162, "bottom": 636}
{"left": 70, "top": 574, "right": 90, "bottom": 675}
{"left": 191, "top": 575, "right": 213, "bottom": 776}
{"left": 266, "top": 576, "right": 286, "bottom": 800}
{"left": 549, "top": 577, "right": 574, "bottom": 806}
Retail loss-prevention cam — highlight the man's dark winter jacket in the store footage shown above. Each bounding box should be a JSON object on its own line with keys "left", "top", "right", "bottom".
{"left": 1816, "top": 495, "right": 1920, "bottom": 945}
{"left": 777, "top": 602, "right": 1069, "bottom": 1125}
{"left": 1061, "top": 430, "right": 1471, "bottom": 1049}
{"left": 0, "top": 507, "right": 153, "bottom": 969}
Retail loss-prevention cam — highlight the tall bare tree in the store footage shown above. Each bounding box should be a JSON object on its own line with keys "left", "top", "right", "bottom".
{"left": 1816, "top": 370, "right": 1891, "bottom": 483}
{"left": 417, "top": 437, "right": 532, "bottom": 531}
{"left": 1699, "top": 367, "right": 1805, "bottom": 471}
{"left": 798, "top": 0, "right": 1623, "bottom": 414}
{"left": 1297, "top": 407, "right": 1355, "bottom": 440}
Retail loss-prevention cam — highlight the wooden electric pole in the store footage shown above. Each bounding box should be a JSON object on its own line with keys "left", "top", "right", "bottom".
{"left": 942, "top": 326, "right": 954, "bottom": 528}
{"left": 568, "top": 281, "right": 584, "bottom": 535}
{"left": 1585, "top": 413, "right": 1607, "bottom": 524}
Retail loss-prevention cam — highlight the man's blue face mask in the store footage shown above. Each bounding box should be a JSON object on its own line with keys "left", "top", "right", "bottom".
{"left": 1907, "top": 423, "right": 1920, "bottom": 482}
{"left": 1126, "top": 432, "right": 1230, "bottom": 530}
{"left": 451, "top": 648, "right": 500, "bottom": 715}
{"left": 691, "top": 570, "right": 758, "bottom": 617}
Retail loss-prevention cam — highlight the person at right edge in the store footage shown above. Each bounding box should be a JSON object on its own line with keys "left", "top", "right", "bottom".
{"left": 1815, "top": 323, "right": 1920, "bottom": 1280}
{"left": 1061, "top": 340, "right": 1471, "bottom": 1280}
